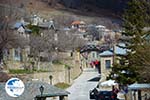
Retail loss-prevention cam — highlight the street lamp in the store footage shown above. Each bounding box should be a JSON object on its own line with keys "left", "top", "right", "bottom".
{"left": 68, "top": 66, "right": 71, "bottom": 83}
{"left": 39, "top": 85, "right": 44, "bottom": 96}
{"left": 49, "top": 75, "right": 53, "bottom": 85}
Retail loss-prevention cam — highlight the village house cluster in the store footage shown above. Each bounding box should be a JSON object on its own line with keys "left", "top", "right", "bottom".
{"left": 1, "top": 14, "right": 121, "bottom": 72}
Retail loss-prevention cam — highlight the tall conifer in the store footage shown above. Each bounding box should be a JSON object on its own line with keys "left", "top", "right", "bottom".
{"left": 109, "top": 0, "right": 150, "bottom": 84}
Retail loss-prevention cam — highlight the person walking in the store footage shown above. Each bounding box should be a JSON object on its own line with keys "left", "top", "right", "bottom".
{"left": 112, "top": 86, "right": 119, "bottom": 99}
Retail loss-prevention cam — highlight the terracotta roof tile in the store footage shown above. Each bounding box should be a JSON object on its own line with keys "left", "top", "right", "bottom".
{"left": 71, "top": 21, "right": 85, "bottom": 25}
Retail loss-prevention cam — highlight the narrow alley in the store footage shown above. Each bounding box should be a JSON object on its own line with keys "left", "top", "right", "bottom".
{"left": 67, "top": 68, "right": 100, "bottom": 100}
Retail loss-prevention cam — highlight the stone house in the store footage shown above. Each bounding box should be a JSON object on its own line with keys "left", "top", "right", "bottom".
{"left": 99, "top": 43, "right": 127, "bottom": 82}
{"left": 99, "top": 50, "right": 113, "bottom": 81}
{"left": 30, "top": 15, "right": 56, "bottom": 30}
{"left": 2, "top": 19, "right": 31, "bottom": 70}
{"left": 71, "top": 20, "right": 86, "bottom": 32}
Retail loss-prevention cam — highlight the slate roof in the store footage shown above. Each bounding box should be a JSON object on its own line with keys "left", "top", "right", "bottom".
{"left": 38, "top": 21, "right": 55, "bottom": 29}
{"left": 71, "top": 21, "right": 85, "bottom": 25}
{"left": 99, "top": 43, "right": 127, "bottom": 56}
{"left": 128, "top": 83, "right": 150, "bottom": 90}
{"left": 115, "top": 48, "right": 126, "bottom": 55}
{"left": 99, "top": 50, "right": 113, "bottom": 56}
{"left": 96, "top": 25, "right": 106, "bottom": 29}
{"left": 14, "top": 22, "right": 23, "bottom": 29}
{"left": 80, "top": 44, "right": 110, "bottom": 53}
{"left": 11, "top": 22, "right": 31, "bottom": 33}
{"left": 0, "top": 81, "right": 69, "bottom": 100}
{"left": 13, "top": 22, "right": 29, "bottom": 29}
{"left": 112, "top": 43, "right": 127, "bottom": 55}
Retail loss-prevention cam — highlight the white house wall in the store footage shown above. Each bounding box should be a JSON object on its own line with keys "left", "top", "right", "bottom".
{"left": 88, "top": 51, "right": 98, "bottom": 62}
{"left": 100, "top": 56, "right": 113, "bottom": 82}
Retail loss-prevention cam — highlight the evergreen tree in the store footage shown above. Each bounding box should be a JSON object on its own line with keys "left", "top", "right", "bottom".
{"left": 124, "top": 0, "right": 150, "bottom": 83}
{"left": 108, "top": 0, "right": 150, "bottom": 84}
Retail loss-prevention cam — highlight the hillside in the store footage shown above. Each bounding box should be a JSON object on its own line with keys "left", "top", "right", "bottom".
{"left": 59, "top": 0, "right": 128, "bottom": 13}
{"left": 0, "top": 0, "right": 125, "bottom": 17}
{"left": 0, "top": 0, "right": 122, "bottom": 29}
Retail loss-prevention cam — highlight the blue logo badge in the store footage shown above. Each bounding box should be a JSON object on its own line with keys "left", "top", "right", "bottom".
{"left": 5, "top": 78, "right": 25, "bottom": 97}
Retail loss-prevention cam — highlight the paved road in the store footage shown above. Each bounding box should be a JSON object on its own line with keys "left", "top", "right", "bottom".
{"left": 67, "top": 68, "right": 100, "bottom": 100}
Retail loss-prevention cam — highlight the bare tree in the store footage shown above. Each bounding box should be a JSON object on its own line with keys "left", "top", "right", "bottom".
{"left": 0, "top": 18, "right": 29, "bottom": 64}
{"left": 0, "top": 0, "right": 29, "bottom": 66}
{"left": 54, "top": 15, "right": 77, "bottom": 28}
{"left": 86, "top": 25, "right": 102, "bottom": 41}
{"left": 56, "top": 30, "right": 87, "bottom": 51}
{"left": 29, "top": 29, "right": 55, "bottom": 70}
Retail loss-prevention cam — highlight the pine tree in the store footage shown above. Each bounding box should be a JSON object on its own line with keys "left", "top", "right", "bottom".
{"left": 108, "top": 0, "right": 150, "bottom": 84}
{"left": 124, "top": 0, "right": 150, "bottom": 83}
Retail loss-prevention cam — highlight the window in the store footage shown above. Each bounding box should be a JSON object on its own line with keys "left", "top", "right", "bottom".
{"left": 14, "top": 48, "right": 21, "bottom": 61}
{"left": 105, "top": 60, "right": 111, "bottom": 69}
{"left": 92, "top": 52, "right": 97, "bottom": 58}
{"left": 3, "top": 49, "right": 10, "bottom": 60}
{"left": 92, "top": 53, "right": 95, "bottom": 58}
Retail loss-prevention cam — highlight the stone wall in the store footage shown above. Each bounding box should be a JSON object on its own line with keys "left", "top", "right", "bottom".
{"left": 6, "top": 51, "right": 82, "bottom": 85}
{"left": 29, "top": 60, "right": 81, "bottom": 85}
{"left": 32, "top": 52, "right": 82, "bottom": 84}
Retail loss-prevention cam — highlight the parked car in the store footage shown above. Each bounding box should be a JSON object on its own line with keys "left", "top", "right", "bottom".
{"left": 90, "top": 88, "right": 118, "bottom": 100}
{"left": 89, "top": 88, "right": 99, "bottom": 99}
